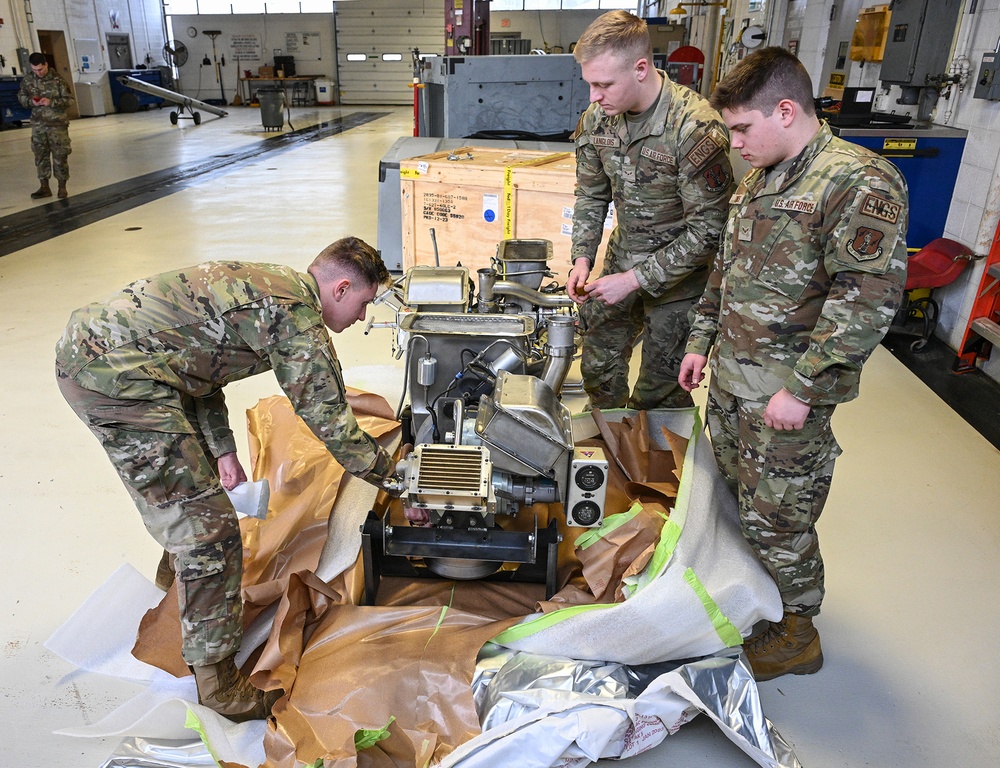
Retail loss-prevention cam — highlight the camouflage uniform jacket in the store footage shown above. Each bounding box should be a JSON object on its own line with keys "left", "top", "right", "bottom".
{"left": 572, "top": 73, "right": 732, "bottom": 304}
{"left": 55, "top": 262, "right": 394, "bottom": 483}
{"left": 18, "top": 69, "right": 73, "bottom": 126}
{"left": 686, "top": 123, "right": 908, "bottom": 406}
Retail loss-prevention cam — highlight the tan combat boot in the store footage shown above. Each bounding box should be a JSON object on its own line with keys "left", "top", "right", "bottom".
{"left": 57, "top": 181, "right": 68, "bottom": 199}
{"left": 154, "top": 549, "right": 176, "bottom": 591}
{"left": 743, "top": 613, "right": 823, "bottom": 682}
{"left": 192, "top": 654, "right": 284, "bottom": 722}
{"left": 30, "top": 180, "right": 52, "bottom": 199}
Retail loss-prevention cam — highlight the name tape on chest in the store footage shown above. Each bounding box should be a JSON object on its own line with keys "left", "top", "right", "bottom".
{"left": 860, "top": 194, "right": 901, "bottom": 225}
{"left": 591, "top": 135, "right": 619, "bottom": 148}
{"left": 641, "top": 146, "right": 671, "bottom": 163}
{"left": 772, "top": 197, "right": 817, "bottom": 214}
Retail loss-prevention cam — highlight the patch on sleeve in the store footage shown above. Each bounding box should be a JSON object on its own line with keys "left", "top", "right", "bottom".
{"left": 860, "top": 194, "right": 901, "bottom": 224}
{"left": 702, "top": 161, "right": 731, "bottom": 193}
{"left": 686, "top": 131, "right": 726, "bottom": 169}
{"left": 845, "top": 226, "right": 887, "bottom": 262}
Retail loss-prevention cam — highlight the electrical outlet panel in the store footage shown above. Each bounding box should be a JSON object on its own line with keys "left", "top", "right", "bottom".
{"left": 565, "top": 446, "right": 608, "bottom": 528}
{"left": 974, "top": 52, "right": 1000, "bottom": 100}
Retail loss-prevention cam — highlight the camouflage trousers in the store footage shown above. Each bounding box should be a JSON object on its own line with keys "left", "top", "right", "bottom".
{"left": 578, "top": 292, "right": 696, "bottom": 410}
{"left": 57, "top": 377, "right": 242, "bottom": 666}
{"left": 706, "top": 380, "right": 842, "bottom": 617}
{"left": 31, "top": 124, "right": 71, "bottom": 182}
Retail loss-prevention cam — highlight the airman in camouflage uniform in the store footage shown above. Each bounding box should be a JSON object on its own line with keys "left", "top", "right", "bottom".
{"left": 18, "top": 53, "right": 73, "bottom": 199}
{"left": 567, "top": 11, "right": 732, "bottom": 411}
{"left": 679, "top": 48, "right": 908, "bottom": 681}
{"left": 56, "top": 237, "right": 396, "bottom": 720}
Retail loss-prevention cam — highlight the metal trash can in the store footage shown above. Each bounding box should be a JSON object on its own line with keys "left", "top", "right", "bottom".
{"left": 258, "top": 87, "right": 284, "bottom": 131}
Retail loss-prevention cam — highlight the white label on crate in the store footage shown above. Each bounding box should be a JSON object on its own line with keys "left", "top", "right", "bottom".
{"left": 483, "top": 193, "right": 499, "bottom": 224}
{"left": 561, "top": 222, "right": 573, "bottom": 237}
{"left": 417, "top": 161, "right": 429, "bottom": 175}
{"left": 562, "top": 205, "right": 573, "bottom": 219}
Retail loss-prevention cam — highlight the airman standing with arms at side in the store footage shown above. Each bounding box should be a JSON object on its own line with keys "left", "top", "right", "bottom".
{"left": 679, "top": 47, "right": 908, "bottom": 681}
{"left": 568, "top": 10, "right": 732, "bottom": 411}
{"left": 18, "top": 52, "right": 74, "bottom": 200}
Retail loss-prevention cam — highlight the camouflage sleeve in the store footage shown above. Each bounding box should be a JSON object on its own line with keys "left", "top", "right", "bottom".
{"left": 17, "top": 77, "right": 31, "bottom": 109}
{"left": 684, "top": 243, "right": 727, "bottom": 356}
{"left": 571, "top": 110, "right": 612, "bottom": 268}
{"left": 634, "top": 123, "right": 732, "bottom": 297}
{"left": 268, "top": 325, "right": 394, "bottom": 485}
{"left": 50, "top": 74, "right": 74, "bottom": 112}
{"left": 785, "top": 166, "right": 909, "bottom": 404}
{"left": 190, "top": 389, "right": 238, "bottom": 458}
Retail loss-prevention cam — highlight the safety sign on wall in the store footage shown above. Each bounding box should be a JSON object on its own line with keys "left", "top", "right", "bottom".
{"left": 230, "top": 34, "right": 262, "bottom": 62}
{"left": 285, "top": 32, "right": 322, "bottom": 60}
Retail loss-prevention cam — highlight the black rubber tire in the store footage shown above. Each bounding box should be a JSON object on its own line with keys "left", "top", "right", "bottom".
{"left": 118, "top": 92, "right": 140, "bottom": 113}
{"left": 193, "top": 112, "right": 202, "bottom": 125}
{"left": 169, "top": 111, "right": 178, "bottom": 125}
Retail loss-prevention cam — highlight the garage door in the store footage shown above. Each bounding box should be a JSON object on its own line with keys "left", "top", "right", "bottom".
{"left": 336, "top": 0, "right": 444, "bottom": 105}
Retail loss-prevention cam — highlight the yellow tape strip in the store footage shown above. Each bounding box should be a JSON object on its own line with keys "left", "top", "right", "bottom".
{"left": 574, "top": 501, "right": 644, "bottom": 550}
{"left": 184, "top": 707, "right": 221, "bottom": 767}
{"left": 355, "top": 716, "right": 396, "bottom": 750}
{"left": 682, "top": 567, "right": 743, "bottom": 647}
{"left": 501, "top": 152, "right": 572, "bottom": 240}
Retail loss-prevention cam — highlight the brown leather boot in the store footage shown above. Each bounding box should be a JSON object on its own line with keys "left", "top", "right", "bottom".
{"left": 192, "top": 654, "right": 284, "bottom": 722}
{"left": 30, "top": 180, "right": 52, "bottom": 199}
{"left": 57, "top": 181, "right": 68, "bottom": 199}
{"left": 743, "top": 613, "right": 823, "bottom": 682}
{"left": 154, "top": 549, "right": 176, "bottom": 591}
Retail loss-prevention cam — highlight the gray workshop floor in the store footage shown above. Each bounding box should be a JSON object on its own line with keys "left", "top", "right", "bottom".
{"left": 1, "top": 103, "right": 998, "bottom": 768}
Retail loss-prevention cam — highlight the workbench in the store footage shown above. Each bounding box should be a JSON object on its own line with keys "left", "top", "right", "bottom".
{"left": 240, "top": 76, "right": 319, "bottom": 106}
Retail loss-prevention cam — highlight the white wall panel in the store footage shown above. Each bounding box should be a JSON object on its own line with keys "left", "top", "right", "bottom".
{"left": 335, "top": 0, "right": 443, "bottom": 105}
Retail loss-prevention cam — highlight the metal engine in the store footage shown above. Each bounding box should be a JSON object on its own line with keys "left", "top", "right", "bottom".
{"left": 361, "top": 240, "right": 608, "bottom": 601}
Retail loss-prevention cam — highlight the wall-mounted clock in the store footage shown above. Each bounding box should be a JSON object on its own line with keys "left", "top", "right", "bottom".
{"left": 187, "top": 26, "right": 198, "bottom": 39}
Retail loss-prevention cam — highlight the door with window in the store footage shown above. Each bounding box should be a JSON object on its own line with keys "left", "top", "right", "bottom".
{"left": 335, "top": 0, "right": 443, "bottom": 105}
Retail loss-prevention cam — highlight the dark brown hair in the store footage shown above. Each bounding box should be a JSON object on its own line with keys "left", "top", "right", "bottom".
{"left": 710, "top": 47, "right": 815, "bottom": 117}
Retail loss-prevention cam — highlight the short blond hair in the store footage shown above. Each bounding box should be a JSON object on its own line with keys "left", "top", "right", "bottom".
{"left": 573, "top": 10, "right": 652, "bottom": 66}
{"left": 308, "top": 236, "right": 390, "bottom": 287}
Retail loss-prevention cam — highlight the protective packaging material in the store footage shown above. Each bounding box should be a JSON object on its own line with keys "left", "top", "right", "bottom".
{"left": 495, "top": 408, "right": 782, "bottom": 663}
{"left": 46, "top": 395, "right": 789, "bottom": 768}
{"left": 444, "top": 647, "right": 802, "bottom": 768}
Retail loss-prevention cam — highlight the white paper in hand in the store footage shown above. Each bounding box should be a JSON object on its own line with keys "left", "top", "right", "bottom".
{"left": 225, "top": 479, "right": 270, "bottom": 519}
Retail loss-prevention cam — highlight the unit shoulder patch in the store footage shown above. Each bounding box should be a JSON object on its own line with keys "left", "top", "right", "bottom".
{"left": 845, "top": 226, "right": 886, "bottom": 262}
{"left": 702, "top": 161, "right": 731, "bottom": 193}
{"left": 686, "top": 131, "right": 726, "bottom": 169}
{"left": 859, "top": 193, "right": 901, "bottom": 225}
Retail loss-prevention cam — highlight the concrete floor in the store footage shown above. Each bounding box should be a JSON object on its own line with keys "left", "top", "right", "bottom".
{"left": 1, "top": 104, "right": 998, "bottom": 768}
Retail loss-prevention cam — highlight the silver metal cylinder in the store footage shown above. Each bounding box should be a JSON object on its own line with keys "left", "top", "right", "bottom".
{"left": 417, "top": 354, "right": 437, "bottom": 387}
{"left": 477, "top": 269, "right": 498, "bottom": 313}
{"left": 541, "top": 316, "right": 576, "bottom": 395}
{"left": 487, "top": 346, "right": 524, "bottom": 377}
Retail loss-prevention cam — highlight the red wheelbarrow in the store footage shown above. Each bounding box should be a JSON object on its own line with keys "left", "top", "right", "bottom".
{"left": 887, "top": 237, "right": 975, "bottom": 351}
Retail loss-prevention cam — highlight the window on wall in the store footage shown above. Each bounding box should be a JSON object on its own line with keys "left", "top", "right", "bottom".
{"left": 164, "top": 0, "right": 334, "bottom": 13}
{"left": 492, "top": 1, "right": 639, "bottom": 9}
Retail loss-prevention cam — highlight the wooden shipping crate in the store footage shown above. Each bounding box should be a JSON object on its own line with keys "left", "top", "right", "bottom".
{"left": 400, "top": 146, "right": 611, "bottom": 278}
